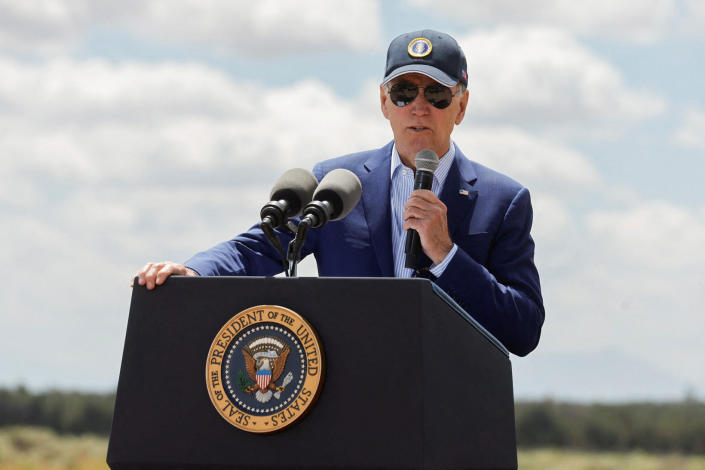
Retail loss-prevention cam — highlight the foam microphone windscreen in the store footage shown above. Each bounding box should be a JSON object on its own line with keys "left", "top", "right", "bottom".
{"left": 312, "top": 169, "right": 362, "bottom": 220}
{"left": 269, "top": 168, "right": 319, "bottom": 217}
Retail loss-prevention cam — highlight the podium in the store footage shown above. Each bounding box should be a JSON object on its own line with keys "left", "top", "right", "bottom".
{"left": 107, "top": 277, "right": 517, "bottom": 469}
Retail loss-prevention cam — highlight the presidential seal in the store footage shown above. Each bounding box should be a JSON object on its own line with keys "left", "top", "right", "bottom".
{"left": 206, "top": 305, "right": 324, "bottom": 433}
{"left": 408, "top": 37, "right": 432, "bottom": 57}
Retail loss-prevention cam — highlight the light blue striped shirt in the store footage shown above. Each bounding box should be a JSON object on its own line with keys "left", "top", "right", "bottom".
{"left": 390, "top": 143, "right": 459, "bottom": 278}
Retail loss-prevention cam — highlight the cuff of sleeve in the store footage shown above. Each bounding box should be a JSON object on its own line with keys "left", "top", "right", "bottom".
{"left": 183, "top": 265, "right": 201, "bottom": 276}
{"left": 429, "top": 244, "right": 458, "bottom": 278}
{"left": 184, "top": 266, "right": 200, "bottom": 276}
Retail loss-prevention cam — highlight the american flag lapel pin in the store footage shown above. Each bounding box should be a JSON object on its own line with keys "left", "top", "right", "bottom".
{"left": 459, "top": 189, "right": 469, "bottom": 196}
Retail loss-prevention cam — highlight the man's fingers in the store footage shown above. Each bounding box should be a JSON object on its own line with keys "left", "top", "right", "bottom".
{"left": 132, "top": 262, "right": 191, "bottom": 290}
{"left": 403, "top": 199, "right": 447, "bottom": 223}
{"left": 155, "top": 264, "right": 180, "bottom": 285}
{"left": 405, "top": 189, "right": 437, "bottom": 204}
{"left": 155, "top": 267, "right": 167, "bottom": 285}
{"left": 136, "top": 262, "right": 153, "bottom": 286}
{"left": 403, "top": 205, "right": 432, "bottom": 221}
{"left": 142, "top": 262, "right": 165, "bottom": 290}
{"left": 145, "top": 264, "right": 159, "bottom": 290}
{"left": 403, "top": 214, "right": 432, "bottom": 232}
{"left": 404, "top": 191, "right": 444, "bottom": 213}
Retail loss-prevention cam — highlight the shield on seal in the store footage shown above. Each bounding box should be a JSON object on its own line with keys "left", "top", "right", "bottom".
{"left": 256, "top": 370, "right": 271, "bottom": 391}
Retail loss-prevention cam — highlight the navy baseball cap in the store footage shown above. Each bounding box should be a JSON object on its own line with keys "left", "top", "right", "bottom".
{"left": 382, "top": 30, "right": 468, "bottom": 87}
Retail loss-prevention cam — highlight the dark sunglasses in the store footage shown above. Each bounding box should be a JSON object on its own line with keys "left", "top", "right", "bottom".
{"left": 387, "top": 81, "right": 459, "bottom": 109}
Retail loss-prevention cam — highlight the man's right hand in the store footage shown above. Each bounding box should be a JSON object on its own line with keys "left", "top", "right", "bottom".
{"left": 132, "top": 261, "right": 197, "bottom": 290}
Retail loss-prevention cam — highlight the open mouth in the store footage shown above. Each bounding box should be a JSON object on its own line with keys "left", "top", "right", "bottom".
{"left": 408, "top": 126, "right": 429, "bottom": 132}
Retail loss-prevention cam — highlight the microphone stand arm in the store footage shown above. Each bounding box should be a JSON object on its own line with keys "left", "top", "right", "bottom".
{"left": 261, "top": 218, "right": 290, "bottom": 276}
{"left": 286, "top": 200, "right": 333, "bottom": 277}
{"left": 287, "top": 217, "right": 311, "bottom": 278}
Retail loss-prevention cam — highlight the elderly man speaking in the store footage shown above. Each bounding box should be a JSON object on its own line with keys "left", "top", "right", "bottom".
{"left": 135, "top": 30, "right": 545, "bottom": 357}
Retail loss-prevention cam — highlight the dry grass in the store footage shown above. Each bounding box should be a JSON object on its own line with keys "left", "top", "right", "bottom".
{"left": 2, "top": 427, "right": 705, "bottom": 469}
{"left": 0, "top": 427, "right": 108, "bottom": 470}
{"left": 518, "top": 448, "right": 705, "bottom": 470}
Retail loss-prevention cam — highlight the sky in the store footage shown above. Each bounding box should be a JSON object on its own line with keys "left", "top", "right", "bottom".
{"left": 1, "top": 0, "right": 704, "bottom": 402}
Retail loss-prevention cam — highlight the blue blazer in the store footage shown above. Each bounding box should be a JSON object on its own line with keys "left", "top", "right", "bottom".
{"left": 186, "top": 142, "right": 544, "bottom": 356}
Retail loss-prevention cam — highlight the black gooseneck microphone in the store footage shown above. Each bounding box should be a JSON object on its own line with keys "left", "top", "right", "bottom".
{"left": 301, "top": 169, "right": 362, "bottom": 228}
{"left": 404, "top": 149, "right": 440, "bottom": 269}
{"left": 288, "top": 168, "right": 362, "bottom": 276}
{"left": 260, "top": 168, "right": 318, "bottom": 275}
{"left": 260, "top": 168, "right": 319, "bottom": 229}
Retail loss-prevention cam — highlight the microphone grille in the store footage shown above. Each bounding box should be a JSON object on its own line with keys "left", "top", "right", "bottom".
{"left": 415, "top": 149, "right": 439, "bottom": 173}
{"left": 269, "top": 168, "right": 319, "bottom": 217}
{"left": 313, "top": 168, "right": 362, "bottom": 221}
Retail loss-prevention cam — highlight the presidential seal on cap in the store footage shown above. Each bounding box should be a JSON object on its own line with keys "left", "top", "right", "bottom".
{"left": 408, "top": 37, "right": 432, "bottom": 57}
{"left": 383, "top": 29, "right": 468, "bottom": 87}
{"left": 205, "top": 305, "right": 324, "bottom": 433}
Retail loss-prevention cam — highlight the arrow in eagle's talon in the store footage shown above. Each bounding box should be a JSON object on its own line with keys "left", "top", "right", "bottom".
{"left": 274, "top": 372, "right": 294, "bottom": 399}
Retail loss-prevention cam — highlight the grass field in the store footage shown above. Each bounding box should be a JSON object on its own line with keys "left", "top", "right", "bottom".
{"left": 0, "top": 427, "right": 107, "bottom": 470}
{"left": 518, "top": 449, "right": 705, "bottom": 470}
{"left": 2, "top": 427, "right": 705, "bottom": 469}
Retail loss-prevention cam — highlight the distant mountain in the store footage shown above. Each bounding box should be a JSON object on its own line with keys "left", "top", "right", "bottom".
{"left": 511, "top": 349, "right": 697, "bottom": 402}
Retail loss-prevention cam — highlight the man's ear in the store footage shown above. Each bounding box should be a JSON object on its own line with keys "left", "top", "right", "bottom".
{"left": 455, "top": 89, "right": 469, "bottom": 125}
{"left": 380, "top": 85, "right": 390, "bottom": 120}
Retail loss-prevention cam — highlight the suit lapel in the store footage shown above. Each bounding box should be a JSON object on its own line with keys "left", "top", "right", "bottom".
{"left": 360, "top": 143, "right": 395, "bottom": 276}
{"left": 440, "top": 148, "right": 478, "bottom": 241}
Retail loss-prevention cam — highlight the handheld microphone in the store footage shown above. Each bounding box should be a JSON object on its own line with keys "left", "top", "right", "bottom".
{"left": 404, "top": 149, "right": 439, "bottom": 269}
{"left": 260, "top": 168, "right": 318, "bottom": 229}
{"left": 287, "top": 169, "right": 362, "bottom": 276}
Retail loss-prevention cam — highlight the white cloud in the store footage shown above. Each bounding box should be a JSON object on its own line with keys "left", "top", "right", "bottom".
{"left": 674, "top": 108, "right": 705, "bottom": 150}
{"left": 538, "top": 199, "right": 705, "bottom": 389}
{"left": 409, "top": 0, "right": 678, "bottom": 42}
{"left": 0, "top": 0, "right": 89, "bottom": 53}
{"left": 680, "top": 0, "right": 705, "bottom": 37}
{"left": 134, "top": 0, "right": 383, "bottom": 55}
{"left": 0, "top": 57, "right": 390, "bottom": 186}
{"left": 457, "top": 27, "right": 666, "bottom": 135}
{"left": 587, "top": 201, "right": 705, "bottom": 271}
{"left": 455, "top": 125, "right": 600, "bottom": 191}
{"left": 0, "top": 0, "right": 383, "bottom": 55}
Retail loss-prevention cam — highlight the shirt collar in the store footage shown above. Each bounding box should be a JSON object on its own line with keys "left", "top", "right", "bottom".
{"left": 391, "top": 142, "right": 456, "bottom": 188}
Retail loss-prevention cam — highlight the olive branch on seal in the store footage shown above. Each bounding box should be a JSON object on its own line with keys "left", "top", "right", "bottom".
{"left": 238, "top": 370, "right": 253, "bottom": 392}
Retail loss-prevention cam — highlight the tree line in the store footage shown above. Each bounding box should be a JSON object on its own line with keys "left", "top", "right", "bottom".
{"left": 515, "top": 399, "right": 705, "bottom": 454}
{"left": 0, "top": 387, "right": 114, "bottom": 436}
{"left": 1, "top": 386, "right": 703, "bottom": 453}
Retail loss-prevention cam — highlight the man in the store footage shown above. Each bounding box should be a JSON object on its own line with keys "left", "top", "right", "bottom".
{"left": 135, "top": 30, "right": 544, "bottom": 356}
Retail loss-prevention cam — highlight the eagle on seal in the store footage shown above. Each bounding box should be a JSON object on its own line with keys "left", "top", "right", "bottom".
{"left": 242, "top": 336, "right": 292, "bottom": 403}
{"left": 243, "top": 346, "right": 289, "bottom": 391}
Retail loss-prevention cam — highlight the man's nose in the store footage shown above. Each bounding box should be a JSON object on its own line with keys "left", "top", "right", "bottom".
{"left": 409, "top": 90, "right": 431, "bottom": 113}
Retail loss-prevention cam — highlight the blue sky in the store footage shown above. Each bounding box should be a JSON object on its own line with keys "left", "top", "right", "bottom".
{"left": 1, "top": 0, "right": 704, "bottom": 401}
